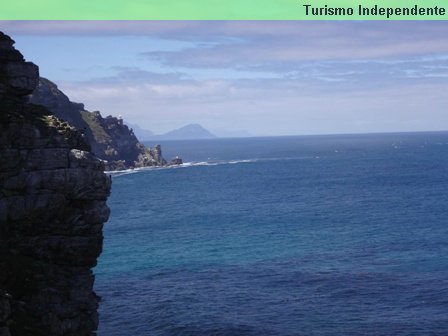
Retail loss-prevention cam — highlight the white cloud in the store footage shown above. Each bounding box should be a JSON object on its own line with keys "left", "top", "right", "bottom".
{"left": 55, "top": 71, "right": 448, "bottom": 135}
{"left": 3, "top": 21, "right": 447, "bottom": 135}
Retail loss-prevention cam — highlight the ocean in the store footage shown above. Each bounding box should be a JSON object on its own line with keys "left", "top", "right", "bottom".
{"left": 94, "top": 132, "right": 448, "bottom": 335}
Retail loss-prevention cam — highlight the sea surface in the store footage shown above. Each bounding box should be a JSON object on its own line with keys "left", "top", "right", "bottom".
{"left": 94, "top": 133, "right": 448, "bottom": 336}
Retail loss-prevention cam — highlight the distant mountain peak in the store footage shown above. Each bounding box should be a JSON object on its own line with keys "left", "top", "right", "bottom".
{"left": 155, "top": 124, "right": 216, "bottom": 140}
{"left": 180, "top": 123, "right": 206, "bottom": 128}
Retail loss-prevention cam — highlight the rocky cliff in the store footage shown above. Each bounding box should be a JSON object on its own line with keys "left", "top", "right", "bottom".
{"left": 30, "top": 79, "right": 169, "bottom": 171}
{"left": 0, "top": 32, "right": 111, "bottom": 335}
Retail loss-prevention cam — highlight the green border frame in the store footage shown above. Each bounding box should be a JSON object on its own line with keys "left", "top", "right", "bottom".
{"left": 1, "top": 0, "right": 447, "bottom": 20}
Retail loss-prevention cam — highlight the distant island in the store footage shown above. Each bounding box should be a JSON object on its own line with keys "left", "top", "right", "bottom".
{"left": 129, "top": 123, "right": 252, "bottom": 140}
{"left": 154, "top": 124, "right": 217, "bottom": 140}
{"left": 129, "top": 123, "right": 216, "bottom": 141}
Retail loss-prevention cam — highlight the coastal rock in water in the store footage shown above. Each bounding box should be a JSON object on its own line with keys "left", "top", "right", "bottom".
{"left": 169, "top": 156, "right": 183, "bottom": 166}
{"left": 0, "top": 32, "right": 111, "bottom": 335}
{"left": 134, "top": 143, "right": 167, "bottom": 168}
{"left": 30, "top": 79, "right": 168, "bottom": 170}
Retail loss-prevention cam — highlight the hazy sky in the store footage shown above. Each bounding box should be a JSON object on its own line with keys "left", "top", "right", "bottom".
{"left": 1, "top": 21, "right": 447, "bottom": 136}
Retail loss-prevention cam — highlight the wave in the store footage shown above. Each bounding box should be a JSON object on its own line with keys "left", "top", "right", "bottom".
{"left": 228, "top": 159, "right": 255, "bottom": 164}
{"left": 182, "top": 158, "right": 259, "bottom": 167}
{"left": 107, "top": 156, "right": 320, "bottom": 177}
{"left": 180, "top": 161, "right": 217, "bottom": 167}
{"left": 105, "top": 169, "right": 138, "bottom": 176}
{"left": 106, "top": 159, "right": 259, "bottom": 177}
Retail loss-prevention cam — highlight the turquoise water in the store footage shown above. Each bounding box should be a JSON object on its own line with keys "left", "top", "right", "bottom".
{"left": 95, "top": 133, "right": 448, "bottom": 335}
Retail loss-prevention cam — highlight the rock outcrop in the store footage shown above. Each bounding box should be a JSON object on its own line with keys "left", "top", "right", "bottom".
{"left": 169, "top": 156, "right": 183, "bottom": 166}
{"left": 0, "top": 33, "right": 38, "bottom": 101}
{"left": 30, "top": 79, "right": 170, "bottom": 170}
{"left": 0, "top": 32, "right": 111, "bottom": 335}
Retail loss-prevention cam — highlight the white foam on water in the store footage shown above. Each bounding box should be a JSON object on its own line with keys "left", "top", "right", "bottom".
{"left": 105, "top": 169, "right": 137, "bottom": 177}
{"left": 228, "top": 159, "right": 255, "bottom": 164}
{"left": 107, "top": 156, "right": 320, "bottom": 177}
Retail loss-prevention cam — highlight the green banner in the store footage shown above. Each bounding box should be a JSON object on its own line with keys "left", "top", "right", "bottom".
{"left": 1, "top": 0, "right": 447, "bottom": 20}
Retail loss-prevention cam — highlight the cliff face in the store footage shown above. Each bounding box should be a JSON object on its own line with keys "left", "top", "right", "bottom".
{"left": 0, "top": 32, "right": 111, "bottom": 336}
{"left": 30, "top": 79, "right": 168, "bottom": 170}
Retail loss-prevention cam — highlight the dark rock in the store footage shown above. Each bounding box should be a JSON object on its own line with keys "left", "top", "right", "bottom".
{"left": 168, "top": 156, "right": 183, "bottom": 165}
{"left": 0, "top": 33, "right": 38, "bottom": 100}
{"left": 0, "top": 31, "right": 111, "bottom": 336}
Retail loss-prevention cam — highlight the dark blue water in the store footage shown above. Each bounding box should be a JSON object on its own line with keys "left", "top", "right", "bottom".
{"left": 95, "top": 133, "right": 448, "bottom": 336}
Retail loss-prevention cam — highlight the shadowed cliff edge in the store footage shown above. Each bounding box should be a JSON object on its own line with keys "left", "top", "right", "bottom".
{"left": 0, "top": 32, "right": 111, "bottom": 335}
